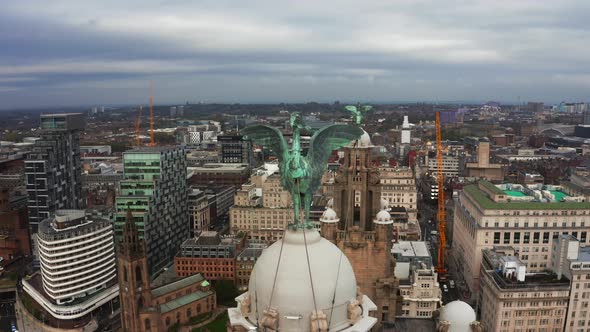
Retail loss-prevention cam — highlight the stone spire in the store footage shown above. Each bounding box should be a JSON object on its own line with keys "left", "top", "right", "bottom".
{"left": 120, "top": 209, "right": 144, "bottom": 258}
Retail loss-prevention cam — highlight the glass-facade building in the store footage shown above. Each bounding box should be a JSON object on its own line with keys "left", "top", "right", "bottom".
{"left": 115, "top": 146, "right": 189, "bottom": 275}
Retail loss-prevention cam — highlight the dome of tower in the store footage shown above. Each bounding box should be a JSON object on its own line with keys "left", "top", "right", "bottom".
{"left": 247, "top": 229, "right": 360, "bottom": 331}
{"left": 320, "top": 207, "right": 339, "bottom": 223}
{"left": 439, "top": 300, "right": 476, "bottom": 332}
{"left": 348, "top": 129, "right": 373, "bottom": 148}
{"left": 374, "top": 209, "right": 392, "bottom": 224}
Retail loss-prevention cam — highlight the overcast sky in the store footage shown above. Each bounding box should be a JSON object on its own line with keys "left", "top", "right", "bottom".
{"left": 1, "top": 0, "right": 590, "bottom": 109}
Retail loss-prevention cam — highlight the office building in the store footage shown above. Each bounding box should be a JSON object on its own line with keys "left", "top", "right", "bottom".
{"left": 452, "top": 180, "right": 590, "bottom": 298}
{"left": 25, "top": 113, "right": 85, "bottom": 233}
{"left": 230, "top": 170, "right": 293, "bottom": 243}
{"left": 428, "top": 154, "right": 459, "bottom": 177}
{"left": 379, "top": 166, "right": 418, "bottom": 222}
{"left": 391, "top": 241, "right": 441, "bottom": 318}
{"left": 118, "top": 210, "right": 216, "bottom": 332}
{"left": 188, "top": 188, "right": 215, "bottom": 235}
{"left": 114, "top": 146, "right": 188, "bottom": 275}
{"left": 479, "top": 246, "right": 569, "bottom": 332}
{"left": 217, "top": 135, "right": 253, "bottom": 164}
{"left": 188, "top": 163, "right": 250, "bottom": 189}
{"left": 235, "top": 244, "right": 266, "bottom": 292}
{"left": 21, "top": 210, "right": 118, "bottom": 328}
{"left": 174, "top": 231, "right": 246, "bottom": 281}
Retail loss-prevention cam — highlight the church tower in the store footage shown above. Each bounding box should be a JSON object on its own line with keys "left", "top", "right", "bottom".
{"left": 331, "top": 130, "right": 381, "bottom": 231}
{"left": 118, "top": 210, "right": 152, "bottom": 332}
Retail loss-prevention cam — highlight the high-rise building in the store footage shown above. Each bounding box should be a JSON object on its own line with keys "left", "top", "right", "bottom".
{"left": 21, "top": 210, "right": 118, "bottom": 327}
{"left": 401, "top": 115, "right": 411, "bottom": 144}
{"left": 25, "top": 113, "right": 85, "bottom": 233}
{"left": 379, "top": 166, "right": 418, "bottom": 222}
{"left": 427, "top": 154, "right": 459, "bottom": 177}
{"left": 217, "top": 135, "right": 253, "bottom": 164}
{"left": 114, "top": 146, "right": 188, "bottom": 275}
{"left": 452, "top": 180, "right": 590, "bottom": 298}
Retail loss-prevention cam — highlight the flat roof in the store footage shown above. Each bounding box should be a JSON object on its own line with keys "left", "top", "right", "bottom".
{"left": 391, "top": 241, "right": 430, "bottom": 257}
{"left": 504, "top": 190, "right": 526, "bottom": 197}
{"left": 464, "top": 184, "right": 590, "bottom": 210}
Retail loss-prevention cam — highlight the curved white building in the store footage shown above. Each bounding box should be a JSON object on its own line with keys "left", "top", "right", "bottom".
{"left": 23, "top": 210, "right": 119, "bottom": 320}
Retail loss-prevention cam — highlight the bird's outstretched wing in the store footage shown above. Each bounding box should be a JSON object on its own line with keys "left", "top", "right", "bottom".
{"left": 344, "top": 105, "right": 358, "bottom": 114}
{"left": 242, "top": 125, "right": 289, "bottom": 163}
{"left": 306, "top": 124, "right": 364, "bottom": 192}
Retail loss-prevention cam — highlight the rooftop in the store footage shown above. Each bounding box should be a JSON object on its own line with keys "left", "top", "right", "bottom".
{"left": 464, "top": 183, "right": 590, "bottom": 210}
{"left": 391, "top": 241, "right": 430, "bottom": 258}
{"left": 125, "top": 146, "right": 182, "bottom": 153}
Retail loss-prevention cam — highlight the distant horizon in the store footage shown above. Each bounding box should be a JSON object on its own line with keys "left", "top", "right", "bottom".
{"left": 2, "top": 1, "right": 590, "bottom": 108}
{"left": 0, "top": 99, "right": 582, "bottom": 112}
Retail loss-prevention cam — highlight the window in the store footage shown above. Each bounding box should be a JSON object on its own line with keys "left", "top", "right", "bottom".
{"left": 504, "top": 232, "right": 511, "bottom": 244}
{"left": 494, "top": 232, "right": 501, "bottom": 244}
{"left": 145, "top": 318, "right": 151, "bottom": 331}
{"left": 533, "top": 232, "right": 540, "bottom": 244}
{"left": 514, "top": 232, "right": 521, "bottom": 244}
{"left": 543, "top": 232, "right": 550, "bottom": 244}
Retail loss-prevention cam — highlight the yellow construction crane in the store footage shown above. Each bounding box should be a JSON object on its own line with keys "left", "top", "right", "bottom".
{"left": 435, "top": 111, "right": 447, "bottom": 280}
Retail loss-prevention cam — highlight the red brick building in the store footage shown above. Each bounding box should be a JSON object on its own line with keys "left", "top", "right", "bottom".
{"left": 0, "top": 189, "right": 31, "bottom": 261}
{"left": 174, "top": 231, "right": 245, "bottom": 281}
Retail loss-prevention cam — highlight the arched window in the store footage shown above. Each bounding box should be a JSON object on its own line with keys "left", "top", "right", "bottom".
{"left": 144, "top": 318, "right": 151, "bottom": 331}
{"left": 165, "top": 317, "right": 170, "bottom": 327}
{"left": 187, "top": 308, "right": 192, "bottom": 318}
{"left": 138, "top": 297, "right": 143, "bottom": 309}
{"left": 135, "top": 265, "right": 142, "bottom": 285}
{"left": 176, "top": 312, "right": 181, "bottom": 323}
{"left": 197, "top": 303, "right": 201, "bottom": 313}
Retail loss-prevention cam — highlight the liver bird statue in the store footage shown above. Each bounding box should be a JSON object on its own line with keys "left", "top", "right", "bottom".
{"left": 344, "top": 103, "right": 372, "bottom": 125}
{"left": 242, "top": 112, "right": 363, "bottom": 227}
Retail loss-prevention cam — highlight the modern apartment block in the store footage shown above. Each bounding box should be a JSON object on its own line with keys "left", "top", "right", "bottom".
{"left": 25, "top": 113, "right": 85, "bottom": 233}
{"left": 22, "top": 210, "right": 119, "bottom": 323}
{"left": 452, "top": 180, "right": 590, "bottom": 297}
{"left": 391, "top": 241, "right": 441, "bottom": 318}
{"left": 114, "top": 146, "right": 188, "bottom": 275}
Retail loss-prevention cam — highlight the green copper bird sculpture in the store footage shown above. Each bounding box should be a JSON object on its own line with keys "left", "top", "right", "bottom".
{"left": 345, "top": 103, "right": 372, "bottom": 125}
{"left": 242, "top": 112, "right": 363, "bottom": 227}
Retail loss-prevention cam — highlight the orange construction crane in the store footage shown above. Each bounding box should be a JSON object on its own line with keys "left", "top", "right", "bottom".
{"left": 149, "top": 80, "right": 155, "bottom": 146}
{"left": 135, "top": 105, "right": 143, "bottom": 146}
{"left": 435, "top": 111, "right": 447, "bottom": 280}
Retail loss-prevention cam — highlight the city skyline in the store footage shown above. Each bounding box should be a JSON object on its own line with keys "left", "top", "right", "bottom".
{"left": 2, "top": 1, "right": 590, "bottom": 108}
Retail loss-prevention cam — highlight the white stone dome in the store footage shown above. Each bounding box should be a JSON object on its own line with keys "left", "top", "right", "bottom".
{"left": 374, "top": 209, "right": 392, "bottom": 224}
{"left": 349, "top": 129, "right": 372, "bottom": 148}
{"left": 321, "top": 207, "right": 339, "bottom": 223}
{"left": 439, "top": 300, "right": 476, "bottom": 332}
{"left": 248, "top": 229, "right": 357, "bottom": 331}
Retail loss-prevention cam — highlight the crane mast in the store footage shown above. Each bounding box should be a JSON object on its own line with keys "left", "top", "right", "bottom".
{"left": 149, "top": 80, "right": 155, "bottom": 146}
{"left": 435, "top": 111, "right": 447, "bottom": 280}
